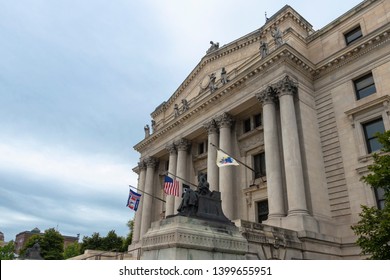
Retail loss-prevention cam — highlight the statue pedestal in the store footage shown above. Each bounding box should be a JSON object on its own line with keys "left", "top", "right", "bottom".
{"left": 140, "top": 215, "right": 248, "bottom": 260}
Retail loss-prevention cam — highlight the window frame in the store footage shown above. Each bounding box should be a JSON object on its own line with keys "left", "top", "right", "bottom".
{"left": 344, "top": 25, "right": 363, "bottom": 45}
{"left": 256, "top": 200, "right": 269, "bottom": 223}
{"left": 243, "top": 118, "right": 251, "bottom": 133}
{"left": 353, "top": 72, "right": 376, "bottom": 100}
{"left": 374, "top": 187, "right": 386, "bottom": 210}
{"left": 362, "top": 117, "right": 385, "bottom": 154}
{"left": 253, "top": 152, "right": 266, "bottom": 179}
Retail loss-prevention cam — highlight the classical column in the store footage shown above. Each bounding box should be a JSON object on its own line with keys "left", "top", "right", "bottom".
{"left": 174, "top": 138, "right": 191, "bottom": 213}
{"left": 276, "top": 76, "right": 308, "bottom": 215}
{"left": 165, "top": 143, "right": 177, "bottom": 216}
{"left": 133, "top": 161, "right": 147, "bottom": 243}
{"left": 217, "top": 113, "right": 235, "bottom": 220}
{"left": 203, "top": 119, "right": 219, "bottom": 191}
{"left": 256, "top": 87, "right": 285, "bottom": 219}
{"left": 140, "top": 157, "right": 157, "bottom": 237}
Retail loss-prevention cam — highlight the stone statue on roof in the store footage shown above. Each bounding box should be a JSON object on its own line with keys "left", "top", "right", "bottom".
{"left": 206, "top": 41, "right": 219, "bottom": 54}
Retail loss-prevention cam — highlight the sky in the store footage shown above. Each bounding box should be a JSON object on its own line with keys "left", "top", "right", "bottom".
{"left": 0, "top": 0, "right": 363, "bottom": 242}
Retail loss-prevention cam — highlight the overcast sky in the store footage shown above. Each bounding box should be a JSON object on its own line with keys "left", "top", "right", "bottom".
{"left": 0, "top": 0, "right": 362, "bottom": 242}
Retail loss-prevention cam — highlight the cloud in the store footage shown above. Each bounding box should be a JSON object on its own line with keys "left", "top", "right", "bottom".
{"left": 0, "top": 138, "right": 136, "bottom": 239}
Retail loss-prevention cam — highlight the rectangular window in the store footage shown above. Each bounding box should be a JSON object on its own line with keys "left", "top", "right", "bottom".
{"left": 345, "top": 25, "right": 362, "bottom": 45}
{"left": 198, "top": 142, "right": 205, "bottom": 155}
{"left": 257, "top": 200, "right": 269, "bottom": 223}
{"left": 362, "top": 118, "right": 385, "bottom": 153}
{"left": 243, "top": 118, "right": 251, "bottom": 133}
{"left": 374, "top": 187, "right": 386, "bottom": 210}
{"left": 254, "top": 153, "right": 266, "bottom": 179}
{"left": 354, "top": 73, "right": 376, "bottom": 100}
{"left": 254, "top": 113, "right": 262, "bottom": 128}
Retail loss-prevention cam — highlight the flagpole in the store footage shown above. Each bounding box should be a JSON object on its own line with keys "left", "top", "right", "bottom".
{"left": 166, "top": 172, "right": 197, "bottom": 189}
{"left": 210, "top": 142, "right": 256, "bottom": 173}
{"left": 129, "top": 185, "right": 166, "bottom": 203}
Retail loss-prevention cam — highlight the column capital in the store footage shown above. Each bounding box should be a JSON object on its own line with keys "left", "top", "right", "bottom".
{"left": 165, "top": 143, "right": 177, "bottom": 154}
{"left": 145, "top": 157, "right": 158, "bottom": 168}
{"left": 274, "top": 76, "right": 297, "bottom": 97}
{"left": 256, "top": 86, "right": 277, "bottom": 106}
{"left": 138, "top": 161, "right": 147, "bottom": 170}
{"left": 175, "top": 138, "right": 191, "bottom": 151}
{"left": 203, "top": 119, "right": 219, "bottom": 134}
{"left": 217, "top": 112, "right": 234, "bottom": 128}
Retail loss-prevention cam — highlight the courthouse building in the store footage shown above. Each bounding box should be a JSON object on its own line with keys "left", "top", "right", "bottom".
{"left": 131, "top": 0, "right": 390, "bottom": 259}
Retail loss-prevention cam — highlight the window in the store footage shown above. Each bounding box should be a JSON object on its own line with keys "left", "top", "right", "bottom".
{"left": 257, "top": 200, "right": 269, "bottom": 223}
{"left": 253, "top": 153, "right": 266, "bottom": 179}
{"left": 254, "top": 113, "right": 262, "bottom": 128}
{"left": 363, "top": 118, "right": 385, "bottom": 153}
{"left": 344, "top": 25, "right": 362, "bottom": 45}
{"left": 243, "top": 113, "right": 262, "bottom": 134}
{"left": 198, "top": 142, "right": 205, "bottom": 155}
{"left": 354, "top": 73, "right": 376, "bottom": 100}
{"left": 374, "top": 187, "right": 386, "bottom": 210}
{"left": 197, "top": 140, "right": 208, "bottom": 155}
{"left": 243, "top": 118, "right": 251, "bottom": 133}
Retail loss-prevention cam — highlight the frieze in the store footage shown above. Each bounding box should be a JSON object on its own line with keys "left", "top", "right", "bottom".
{"left": 142, "top": 230, "right": 248, "bottom": 253}
{"left": 135, "top": 29, "right": 388, "bottom": 153}
{"left": 150, "top": 7, "right": 313, "bottom": 120}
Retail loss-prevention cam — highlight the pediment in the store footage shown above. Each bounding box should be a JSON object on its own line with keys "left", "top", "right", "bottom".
{"left": 151, "top": 37, "right": 261, "bottom": 130}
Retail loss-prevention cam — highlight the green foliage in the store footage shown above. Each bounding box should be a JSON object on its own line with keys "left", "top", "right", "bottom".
{"left": 63, "top": 241, "right": 81, "bottom": 259}
{"left": 352, "top": 203, "right": 390, "bottom": 259}
{"left": 81, "top": 230, "right": 124, "bottom": 253}
{"left": 101, "top": 230, "right": 123, "bottom": 251}
{"left": 0, "top": 241, "right": 15, "bottom": 260}
{"left": 20, "top": 228, "right": 64, "bottom": 260}
{"left": 122, "top": 219, "right": 134, "bottom": 252}
{"left": 20, "top": 234, "right": 43, "bottom": 257}
{"left": 352, "top": 130, "right": 390, "bottom": 259}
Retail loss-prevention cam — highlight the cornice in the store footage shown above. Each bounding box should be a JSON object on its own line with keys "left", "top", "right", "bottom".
{"left": 134, "top": 46, "right": 306, "bottom": 153}
{"left": 135, "top": 26, "right": 390, "bottom": 153}
{"left": 313, "top": 25, "right": 390, "bottom": 79}
{"left": 151, "top": 7, "right": 314, "bottom": 119}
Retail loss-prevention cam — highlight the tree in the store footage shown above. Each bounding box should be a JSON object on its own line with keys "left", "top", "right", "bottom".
{"left": 63, "top": 241, "right": 81, "bottom": 259}
{"left": 101, "top": 230, "right": 123, "bottom": 252}
{"left": 80, "top": 230, "right": 124, "bottom": 253}
{"left": 122, "top": 219, "right": 134, "bottom": 252}
{"left": 80, "top": 232, "right": 103, "bottom": 253}
{"left": 0, "top": 241, "right": 15, "bottom": 260}
{"left": 20, "top": 228, "right": 64, "bottom": 260}
{"left": 19, "top": 234, "right": 43, "bottom": 258}
{"left": 352, "top": 130, "right": 390, "bottom": 259}
{"left": 40, "top": 228, "right": 64, "bottom": 260}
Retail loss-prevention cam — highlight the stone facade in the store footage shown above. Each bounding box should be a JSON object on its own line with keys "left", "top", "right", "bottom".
{"left": 131, "top": 0, "right": 390, "bottom": 259}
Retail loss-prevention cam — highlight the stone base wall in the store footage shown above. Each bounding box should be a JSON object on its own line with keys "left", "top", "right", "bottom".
{"left": 140, "top": 215, "right": 248, "bottom": 260}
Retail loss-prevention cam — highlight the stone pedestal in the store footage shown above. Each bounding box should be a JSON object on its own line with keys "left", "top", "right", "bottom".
{"left": 140, "top": 216, "right": 248, "bottom": 260}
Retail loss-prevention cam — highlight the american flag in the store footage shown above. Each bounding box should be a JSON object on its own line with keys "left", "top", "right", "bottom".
{"left": 163, "top": 175, "right": 180, "bottom": 197}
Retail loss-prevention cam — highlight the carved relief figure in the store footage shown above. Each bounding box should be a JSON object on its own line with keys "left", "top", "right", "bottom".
{"left": 151, "top": 120, "right": 156, "bottom": 133}
{"left": 259, "top": 40, "right": 268, "bottom": 58}
{"left": 181, "top": 99, "right": 189, "bottom": 112}
{"left": 271, "top": 26, "right": 283, "bottom": 47}
{"left": 209, "top": 73, "right": 218, "bottom": 92}
{"left": 174, "top": 104, "right": 180, "bottom": 118}
{"left": 221, "top": 67, "right": 229, "bottom": 85}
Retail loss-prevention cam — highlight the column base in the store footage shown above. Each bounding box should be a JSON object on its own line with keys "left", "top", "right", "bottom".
{"left": 264, "top": 214, "right": 319, "bottom": 233}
